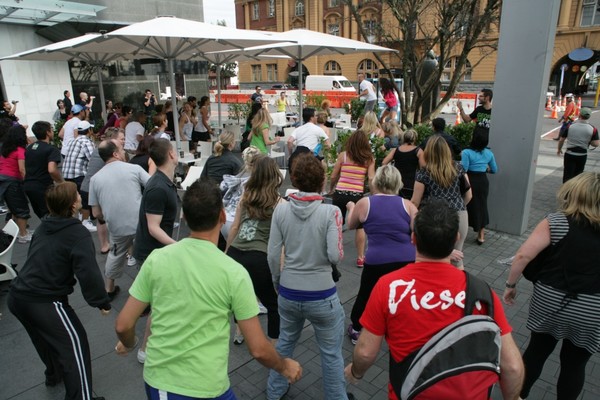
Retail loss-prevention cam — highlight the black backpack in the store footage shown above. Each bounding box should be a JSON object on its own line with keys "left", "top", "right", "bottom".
{"left": 389, "top": 272, "right": 501, "bottom": 400}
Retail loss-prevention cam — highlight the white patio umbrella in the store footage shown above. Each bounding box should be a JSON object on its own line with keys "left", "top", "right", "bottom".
{"left": 209, "top": 29, "right": 398, "bottom": 118}
{"left": 4, "top": 17, "right": 292, "bottom": 152}
{"left": 2, "top": 33, "right": 124, "bottom": 121}
{"left": 97, "top": 17, "right": 293, "bottom": 151}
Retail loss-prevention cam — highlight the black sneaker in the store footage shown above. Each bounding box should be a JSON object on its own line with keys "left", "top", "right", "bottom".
{"left": 107, "top": 286, "right": 121, "bottom": 301}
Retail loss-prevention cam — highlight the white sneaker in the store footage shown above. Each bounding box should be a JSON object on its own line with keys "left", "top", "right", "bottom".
{"left": 17, "top": 231, "right": 32, "bottom": 244}
{"left": 127, "top": 255, "right": 137, "bottom": 267}
{"left": 258, "top": 302, "right": 268, "bottom": 315}
{"left": 137, "top": 349, "right": 146, "bottom": 364}
{"left": 82, "top": 219, "right": 97, "bottom": 232}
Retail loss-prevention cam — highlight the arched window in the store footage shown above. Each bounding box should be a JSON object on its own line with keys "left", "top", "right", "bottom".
{"left": 357, "top": 59, "right": 378, "bottom": 78}
{"left": 269, "top": 0, "right": 275, "bottom": 17}
{"left": 324, "top": 61, "right": 341, "bottom": 75}
{"left": 442, "top": 58, "right": 472, "bottom": 81}
{"left": 295, "top": 0, "right": 305, "bottom": 16}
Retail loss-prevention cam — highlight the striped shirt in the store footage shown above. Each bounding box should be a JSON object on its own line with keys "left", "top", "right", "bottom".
{"left": 527, "top": 212, "right": 600, "bottom": 353}
{"left": 335, "top": 154, "right": 367, "bottom": 193}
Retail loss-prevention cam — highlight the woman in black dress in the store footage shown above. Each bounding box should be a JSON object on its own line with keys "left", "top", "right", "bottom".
{"left": 382, "top": 129, "right": 422, "bottom": 199}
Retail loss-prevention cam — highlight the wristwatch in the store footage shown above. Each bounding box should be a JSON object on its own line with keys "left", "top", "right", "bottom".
{"left": 505, "top": 281, "right": 516, "bottom": 289}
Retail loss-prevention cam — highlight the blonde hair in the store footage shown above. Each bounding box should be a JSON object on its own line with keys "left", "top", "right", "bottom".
{"left": 251, "top": 108, "right": 272, "bottom": 131}
{"left": 372, "top": 164, "right": 403, "bottom": 194}
{"left": 242, "top": 146, "right": 263, "bottom": 171}
{"left": 361, "top": 111, "right": 381, "bottom": 135}
{"left": 423, "top": 135, "right": 457, "bottom": 188}
{"left": 382, "top": 120, "right": 401, "bottom": 138}
{"left": 213, "top": 131, "right": 235, "bottom": 156}
{"left": 321, "top": 99, "right": 331, "bottom": 110}
{"left": 557, "top": 172, "right": 600, "bottom": 226}
{"left": 316, "top": 111, "right": 329, "bottom": 125}
{"left": 402, "top": 129, "right": 418, "bottom": 145}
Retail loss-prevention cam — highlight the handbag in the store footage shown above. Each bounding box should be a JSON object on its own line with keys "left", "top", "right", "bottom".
{"left": 522, "top": 245, "right": 553, "bottom": 282}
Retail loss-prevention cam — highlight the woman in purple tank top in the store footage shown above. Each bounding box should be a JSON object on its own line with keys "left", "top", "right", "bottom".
{"left": 344, "top": 164, "right": 418, "bottom": 344}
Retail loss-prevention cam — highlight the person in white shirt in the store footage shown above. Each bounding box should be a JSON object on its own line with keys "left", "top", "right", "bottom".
{"left": 287, "top": 108, "right": 330, "bottom": 155}
{"left": 124, "top": 111, "right": 147, "bottom": 152}
{"left": 358, "top": 73, "right": 377, "bottom": 113}
{"left": 58, "top": 104, "right": 86, "bottom": 157}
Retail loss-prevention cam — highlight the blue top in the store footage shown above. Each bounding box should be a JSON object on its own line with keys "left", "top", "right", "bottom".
{"left": 363, "top": 195, "right": 415, "bottom": 265}
{"left": 461, "top": 148, "right": 498, "bottom": 173}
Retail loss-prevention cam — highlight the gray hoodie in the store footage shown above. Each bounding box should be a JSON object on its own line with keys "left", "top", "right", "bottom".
{"left": 268, "top": 192, "right": 343, "bottom": 291}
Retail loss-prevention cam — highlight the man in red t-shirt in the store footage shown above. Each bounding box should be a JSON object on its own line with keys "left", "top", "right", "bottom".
{"left": 344, "top": 200, "right": 524, "bottom": 400}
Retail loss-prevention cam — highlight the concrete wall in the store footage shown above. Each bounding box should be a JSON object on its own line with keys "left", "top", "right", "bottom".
{"left": 0, "top": 24, "right": 73, "bottom": 128}
{"left": 79, "top": 0, "right": 205, "bottom": 23}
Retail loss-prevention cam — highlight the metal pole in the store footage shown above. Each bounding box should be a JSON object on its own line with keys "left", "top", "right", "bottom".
{"left": 217, "top": 63, "right": 222, "bottom": 129}
{"left": 298, "top": 49, "right": 303, "bottom": 122}
{"left": 168, "top": 58, "right": 181, "bottom": 153}
{"left": 96, "top": 65, "right": 107, "bottom": 122}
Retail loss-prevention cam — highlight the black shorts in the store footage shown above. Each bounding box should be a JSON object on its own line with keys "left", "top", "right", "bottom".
{"left": 4, "top": 181, "right": 30, "bottom": 219}
{"left": 192, "top": 131, "right": 211, "bottom": 142}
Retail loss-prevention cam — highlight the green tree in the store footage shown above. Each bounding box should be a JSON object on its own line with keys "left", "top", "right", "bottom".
{"left": 342, "top": 0, "right": 500, "bottom": 126}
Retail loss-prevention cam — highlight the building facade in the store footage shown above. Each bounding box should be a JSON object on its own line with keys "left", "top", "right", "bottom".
{"left": 0, "top": 0, "right": 209, "bottom": 126}
{"left": 234, "top": 0, "right": 600, "bottom": 95}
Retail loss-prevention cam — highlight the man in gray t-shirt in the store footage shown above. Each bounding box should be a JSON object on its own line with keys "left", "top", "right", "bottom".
{"left": 89, "top": 140, "right": 150, "bottom": 298}
{"left": 558, "top": 107, "right": 600, "bottom": 183}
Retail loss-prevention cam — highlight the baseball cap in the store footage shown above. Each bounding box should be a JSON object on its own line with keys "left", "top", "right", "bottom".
{"left": 71, "top": 104, "right": 85, "bottom": 114}
{"left": 77, "top": 120, "right": 93, "bottom": 132}
{"left": 579, "top": 107, "right": 592, "bottom": 118}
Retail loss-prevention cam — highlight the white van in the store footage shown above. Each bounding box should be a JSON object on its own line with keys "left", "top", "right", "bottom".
{"left": 304, "top": 75, "right": 356, "bottom": 92}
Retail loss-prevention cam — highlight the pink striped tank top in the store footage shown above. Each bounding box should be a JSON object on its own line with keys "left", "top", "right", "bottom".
{"left": 336, "top": 154, "right": 367, "bottom": 193}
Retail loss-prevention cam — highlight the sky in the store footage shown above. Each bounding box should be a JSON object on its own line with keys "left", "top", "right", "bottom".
{"left": 203, "top": 0, "right": 236, "bottom": 28}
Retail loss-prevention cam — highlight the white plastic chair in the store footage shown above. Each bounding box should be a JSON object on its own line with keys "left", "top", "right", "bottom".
{"left": 336, "top": 114, "right": 352, "bottom": 129}
{"left": 180, "top": 166, "right": 203, "bottom": 190}
{"left": 0, "top": 220, "right": 19, "bottom": 281}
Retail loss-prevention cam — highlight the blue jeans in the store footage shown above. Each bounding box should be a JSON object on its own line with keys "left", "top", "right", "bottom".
{"left": 266, "top": 293, "right": 348, "bottom": 400}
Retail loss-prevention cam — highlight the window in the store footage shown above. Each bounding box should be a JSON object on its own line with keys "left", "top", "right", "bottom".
{"left": 454, "top": 17, "right": 469, "bottom": 37}
{"left": 329, "top": 0, "right": 339, "bottom": 6}
{"left": 251, "top": 65, "right": 262, "bottom": 82}
{"left": 581, "top": 0, "right": 600, "bottom": 26}
{"left": 267, "top": 64, "right": 278, "bottom": 81}
{"left": 295, "top": 0, "right": 305, "bottom": 16}
{"left": 363, "top": 20, "right": 378, "bottom": 43}
{"left": 328, "top": 23, "right": 340, "bottom": 36}
{"left": 442, "top": 58, "right": 471, "bottom": 82}
{"left": 269, "top": 0, "right": 275, "bottom": 17}
{"left": 252, "top": 2, "right": 260, "bottom": 20}
{"left": 357, "top": 59, "right": 378, "bottom": 78}
{"left": 324, "top": 60, "right": 341, "bottom": 75}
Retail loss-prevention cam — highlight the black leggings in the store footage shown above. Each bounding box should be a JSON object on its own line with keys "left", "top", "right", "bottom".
{"left": 350, "top": 261, "right": 410, "bottom": 331}
{"left": 521, "top": 331, "right": 593, "bottom": 399}
{"left": 227, "top": 246, "right": 280, "bottom": 339}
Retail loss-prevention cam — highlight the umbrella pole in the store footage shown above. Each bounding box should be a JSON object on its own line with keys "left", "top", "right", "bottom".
{"left": 298, "top": 55, "right": 303, "bottom": 123}
{"left": 168, "top": 58, "right": 181, "bottom": 153}
{"left": 217, "top": 63, "right": 222, "bottom": 130}
{"left": 96, "top": 65, "right": 107, "bottom": 123}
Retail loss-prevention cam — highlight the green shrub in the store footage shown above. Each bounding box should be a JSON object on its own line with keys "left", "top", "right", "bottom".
{"left": 53, "top": 119, "right": 65, "bottom": 149}
{"left": 344, "top": 99, "right": 380, "bottom": 122}
{"left": 228, "top": 101, "right": 251, "bottom": 124}
{"left": 448, "top": 122, "right": 475, "bottom": 150}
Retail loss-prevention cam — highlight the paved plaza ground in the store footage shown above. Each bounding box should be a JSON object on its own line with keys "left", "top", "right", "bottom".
{"left": 2, "top": 99, "right": 600, "bottom": 399}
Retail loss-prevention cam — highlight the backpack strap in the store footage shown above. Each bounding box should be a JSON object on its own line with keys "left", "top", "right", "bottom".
{"left": 464, "top": 271, "right": 494, "bottom": 317}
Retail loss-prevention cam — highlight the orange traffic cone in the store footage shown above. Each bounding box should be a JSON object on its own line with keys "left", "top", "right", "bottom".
{"left": 455, "top": 112, "right": 461, "bottom": 125}
{"left": 550, "top": 101, "right": 559, "bottom": 119}
{"left": 545, "top": 96, "right": 552, "bottom": 111}
{"left": 575, "top": 97, "right": 582, "bottom": 116}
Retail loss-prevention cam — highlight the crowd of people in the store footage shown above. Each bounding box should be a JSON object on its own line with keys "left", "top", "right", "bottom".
{"left": 4, "top": 85, "right": 600, "bottom": 400}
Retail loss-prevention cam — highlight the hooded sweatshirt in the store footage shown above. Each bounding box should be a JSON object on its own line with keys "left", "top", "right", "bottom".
{"left": 268, "top": 192, "right": 343, "bottom": 296}
{"left": 9, "top": 216, "right": 111, "bottom": 310}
